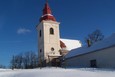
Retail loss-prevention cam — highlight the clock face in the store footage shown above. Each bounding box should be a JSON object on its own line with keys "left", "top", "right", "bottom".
{"left": 51, "top": 47, "right": 54, "bottom": 51}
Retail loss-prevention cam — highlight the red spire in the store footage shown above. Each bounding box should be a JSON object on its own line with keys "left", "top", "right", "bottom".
{"left": 40, "top": 1, "right": 56, "bottom": 22}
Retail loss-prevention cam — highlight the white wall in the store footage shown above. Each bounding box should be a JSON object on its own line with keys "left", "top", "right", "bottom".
{"left": 66, "top": 46, "right": 115, "bottom": 68}
{"left": 43, "top": 21, "right": 60, "bottom": 60}
{"left": 37, "top": 22, "right": 44, "bottom": 60}
{"left": 37, "top": 20, "right": 61, "bottom": 63}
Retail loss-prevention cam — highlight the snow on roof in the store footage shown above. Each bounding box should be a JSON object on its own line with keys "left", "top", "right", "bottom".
{"left": 66, "top": 33, "right": 115, "bottom": 58}
{"left": 60, "top": 38, "right": 82, "bottom": 51}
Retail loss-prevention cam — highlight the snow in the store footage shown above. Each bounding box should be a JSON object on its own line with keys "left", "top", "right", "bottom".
{"left": 66, "top": 33, "right": 115, "bottom": 58}
{"left": 0, "top": 68, "right": 115, "bottom": 77}
{"left": 60, "top": 38, "right": 82, "bottom": 51}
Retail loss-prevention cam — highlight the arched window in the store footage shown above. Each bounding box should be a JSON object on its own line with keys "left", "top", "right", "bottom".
{"left": 50, "top": 28, "right": 54, "bottom": 35}
{"left": 39, "top": 30, "right": 41, "bottom": 37}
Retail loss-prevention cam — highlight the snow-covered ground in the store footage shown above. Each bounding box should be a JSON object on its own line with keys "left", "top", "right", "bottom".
{"left": 0, "top": 67, "right": 115, "bottom": 77}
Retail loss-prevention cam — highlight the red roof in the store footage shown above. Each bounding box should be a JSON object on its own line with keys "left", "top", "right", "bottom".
{"left": 60, "top": 40, "right": 66, "bottom": 48}
{"left": 40, "top": 2, "right": 56, "bottom": 22}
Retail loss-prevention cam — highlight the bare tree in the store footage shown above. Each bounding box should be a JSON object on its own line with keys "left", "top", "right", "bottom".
{"left": 0, "top": 65, "right": 6, "bottom": 69}
{"left": 85, "top": 29, "right": 104, "bottom": 46}
{"left": 10, "top": 51, "right": 38, "bottom": 69}
{"left": 16, "top": 54, "right": 23, "bottom": 69}
{"left": 10, "top": 54, "right": 23, "bottom": 69}
{"left": 10, "top": 55, "right": 15, "bottom": 69}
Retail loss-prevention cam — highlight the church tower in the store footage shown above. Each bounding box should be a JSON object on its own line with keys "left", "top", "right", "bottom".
{"left": 37, "top": 1, "right": 61, "bottom": 66}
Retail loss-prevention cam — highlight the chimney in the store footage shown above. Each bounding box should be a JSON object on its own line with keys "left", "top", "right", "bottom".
{"left": 87, "top": 39, "right": 91, "bottom": 47}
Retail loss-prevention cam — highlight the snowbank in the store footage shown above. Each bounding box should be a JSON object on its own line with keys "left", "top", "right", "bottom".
{"left": 0, "top": 68, "right": 115, "bottom": 77}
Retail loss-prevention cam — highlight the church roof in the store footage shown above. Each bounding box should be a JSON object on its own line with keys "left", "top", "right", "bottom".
{"left": 60, "top": 40, "right": 66, "bottom": 48}
{"left": 39, "top": 1, "right": 56, "bottom": 22}
{"left": 60, "top": 39, "right": 82, "bottom": 51}
{"left": 65, "top": 33, "right": 115, "bottom": 58}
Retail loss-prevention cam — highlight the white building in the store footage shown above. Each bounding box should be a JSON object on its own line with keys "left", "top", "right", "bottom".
{"left": 37, "top": 2, "right": 81, "bottom": 66}
{"left": 65, "top": 33, "right": 115, "bottom": 68}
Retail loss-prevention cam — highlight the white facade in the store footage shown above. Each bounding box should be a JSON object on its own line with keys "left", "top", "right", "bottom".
{"left": 65, "top": 46, "right": 115, "bottom": 68}
{"left": 37, "top": 20, "right": 61, "bottom": 64}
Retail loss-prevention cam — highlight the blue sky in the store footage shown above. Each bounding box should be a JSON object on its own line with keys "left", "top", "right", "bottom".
{"left": 0, "top": 0, "right": 115, "bottom": 67}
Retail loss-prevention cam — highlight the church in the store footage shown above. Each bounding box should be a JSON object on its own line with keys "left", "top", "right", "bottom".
{"left": 37, "top": 1, "right": 115, "bottom": 68}
{"left": 36, "top": 1, "right": 81, "bottom": 67}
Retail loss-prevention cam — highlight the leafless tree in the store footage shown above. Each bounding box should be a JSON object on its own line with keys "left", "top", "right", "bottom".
{"left": 0, "top": 64, "right": 6, "bottom": 68}
{"left": 10, "top": 51, "right": 38, "bottom": 69}
{"left": 85, "top": 29, "right": 104, "bottom": 46}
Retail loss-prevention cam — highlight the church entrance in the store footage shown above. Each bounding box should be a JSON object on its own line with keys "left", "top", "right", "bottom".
{"left": 51, "top": 58, "right": 61, "bottom": 67}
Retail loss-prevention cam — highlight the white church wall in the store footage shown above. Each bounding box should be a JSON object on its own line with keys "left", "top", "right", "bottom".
{"left": 37, "top": 20, "right": 61, "bottom": 64}
{"left": 37, "top": 22, "right": 45, "bottom": 60}
{"left": 65, "top": 46, "right": 115, "bottom": 68}
{"left": 43, "top": 21, "right": 61, "bottom": 60}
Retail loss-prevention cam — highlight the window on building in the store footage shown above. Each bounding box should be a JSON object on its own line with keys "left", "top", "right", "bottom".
{"left": 40, "top": 49, "right": 42, "bottom": 53}
{"left": 51, "top": 47, "right": 55, "bottom": 54}
{"left": 50, "top": 28, "right": 54, "bottom": 35}
{"left": 51, "top": 47, "right": 54, "bottom": 51}
{"left": 39, "top": 30, "right": 41, "bottom": 37}
{"left": 90, "top": 59, "right": 97, "bottom": 68}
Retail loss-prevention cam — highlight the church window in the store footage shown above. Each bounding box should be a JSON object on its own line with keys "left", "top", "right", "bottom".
{"left": 40, "top": 49, "right": 42, "bottom": 53}
{"left": 50, "top": 28, "right": 54, "bottom": 35}
{"left": 39, "top": 30, "right": 42, "bottom": 37}
{"left": 51, "top": 47, "right": 54, "bottom": 51}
